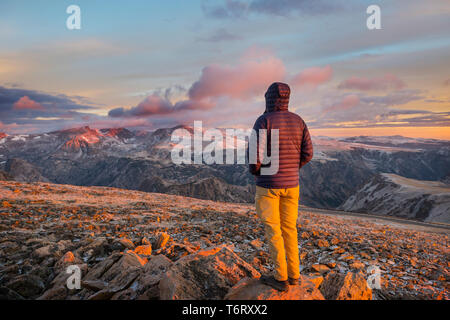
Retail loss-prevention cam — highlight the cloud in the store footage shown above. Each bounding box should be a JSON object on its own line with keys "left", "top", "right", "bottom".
{"left": 109, "top": 95, "right": 173, "bottom": 117}
{"left": 108, "top": 94, "right": 215, "bottom": 118}
{"left": 308, "top": 89, "right": 450, "bottom": 129}
{"left": 360, "top": 90, "right": 423, "bottom": 106}
{"left": 290, "top": 65, "right": 332, "bottom": 89}
{"left": 108, "top": 47, "right": 332, "bottom": 122}
{"left": 0, "top": 86, "right": 95, "bottom": 112}
{"left": 188, "top": 52, "right": 285, "bottom": 100}
{"left": 249, "top": 0, "right": 342, "bottom": 16}
{"left": 202, "top": 0, "right": 249, "bottom": 19}
{"left": 0, "top": 86, "right": 98, "bottom": 133}
{"left": 338, "top": 74, "right": 406, "bottom": 91}
{"left": 13, "top": 96, "right": 44, "bottom": 110}
{"left": 323, "top": 94, "right": 359, "bottom": 113}
{"left": 197, "top": 28, "right": 242, "bottom": 42}
{"left": 202, "top": 0, "right": 342, "bottom": 18}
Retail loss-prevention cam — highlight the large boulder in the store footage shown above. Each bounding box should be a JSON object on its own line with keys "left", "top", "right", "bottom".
{"left": 134, "top": 254, "right": 173, "bottom": 300}
{"left": 84, "top": 253, "right": 173, "bottom": 300}
{"left": 225, "top": 277, "right": 325, "bottom": 300}
{"left": 86, "top": 251, "right": 147, "bottom": 300}
{"left": 159, "top": 246, "right": 260, "bottom": 300}
{"left": 37, "top": 262, "right": 88, "bottom": 300}
{"left": 319, "top": 271, "right": 372, "bottom": 300}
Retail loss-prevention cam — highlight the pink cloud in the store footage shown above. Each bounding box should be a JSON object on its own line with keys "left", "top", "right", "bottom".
{"left": 13, "top": 96, "right": 44, "bottom": 110}
{"left": 108, "top": 47, "right": 333, "bottom": 120}
{"left": 188, "top": 54, "right": 286, "bottom": 100}
{"left": 131, "top": 95, "right": 174, "bottom": 116}
{"left": 338, "top": 74, "right": 405, "bottom": 91}
{"left": 290, "top": 65, "right": 333, "bottom": 88}
{"left": 109, "top": 94, "right": 215, "bottom": 118}
{"left": 324, "top": 94, "right": 360, "bottom": 113}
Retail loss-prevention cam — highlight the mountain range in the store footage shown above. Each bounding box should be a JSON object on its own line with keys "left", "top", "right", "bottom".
{"left": 0, "top": 126, "right": 449, "bottom": 222}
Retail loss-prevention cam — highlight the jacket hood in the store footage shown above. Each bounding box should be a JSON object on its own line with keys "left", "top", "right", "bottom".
{"left": 264, "top": 82, "right": 290, "bottom": 112}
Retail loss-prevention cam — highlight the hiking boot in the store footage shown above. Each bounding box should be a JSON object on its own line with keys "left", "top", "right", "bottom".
{"left": 260, "top": 275, "right": 289, "bottom": 292}
{"left": 288, "top": 277, "right": 299, "bottom": 285}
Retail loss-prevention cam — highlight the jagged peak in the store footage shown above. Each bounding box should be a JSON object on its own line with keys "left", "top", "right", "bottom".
{"left": 100, "top": 127, "right": 134, "bottom": 139}
{"left": 52, "top": 125, "right": 98, "bottom": 135}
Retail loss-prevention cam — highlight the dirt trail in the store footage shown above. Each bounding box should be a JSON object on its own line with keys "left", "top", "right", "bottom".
{"left": 300, "top": 207, "right": 450, "bottom": 235}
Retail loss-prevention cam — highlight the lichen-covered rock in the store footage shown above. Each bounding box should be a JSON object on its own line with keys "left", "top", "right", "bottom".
{"left": 134, "top": 244, "right": 152, "bottom": 256}
{"left": 135, "top": 255, "right": 173, "bottom": 300}
{"left": 37, "top": 263, "right": 88, "bottom": 300}
{"left": 154, "top": 232, "right": 171, "bottom": 250}
{"left": 159, "top": 246, "right": 260, "bottom": 300}
{"left": 319, "top": 272, "right": 372, "bottom": 300}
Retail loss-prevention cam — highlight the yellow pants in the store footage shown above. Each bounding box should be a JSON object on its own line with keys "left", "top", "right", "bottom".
{"left": 255, "top": 185, "right": 300, "bottom": 281}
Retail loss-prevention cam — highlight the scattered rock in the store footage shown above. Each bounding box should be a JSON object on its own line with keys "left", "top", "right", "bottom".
{"left": 339, "top": 254, "right": 355, "bottom": 261}
{"left": 81, "top": 280, "right": 108, "bottom": 292}
{"left": 154, "top": 232, "right": 171, "bottom": 250}
{"left": 331, "top": 237, "right": 339, "bottom": 245}
{"left": 117, "top": 238, "right": 135, "bottom": 250}
{"left": 350, "top": 261, "right": 365, "bottom": 270}
{"left": 33, "top": 245, "right": 52, "bottom": 259}
{"left": 316, "top": 239, "right": 330, "bottom": 248}
{"left": 54, "top": 251, "right": 82, "bottom": 272}
{"left": 134, "top": 245, "right": 152, "bottom": 256}
{"left": 311, "top": 264, "right": 330, "bottom": 274}
{"left": 37, "top": 286, "right": 68, "bottom": 300}
{"left": 249, "top": 239, "right": 264, "bottom": 250}
{"left": 83, "top": 253, "right": 122, "bottom": 281}
{"left": 305, "top": 275, "right": 324, "bottom": 289}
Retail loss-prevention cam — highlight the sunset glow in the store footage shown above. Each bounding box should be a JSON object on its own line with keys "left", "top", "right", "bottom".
{"left": 0, "top": 0, "right": 449, "bottom": 139}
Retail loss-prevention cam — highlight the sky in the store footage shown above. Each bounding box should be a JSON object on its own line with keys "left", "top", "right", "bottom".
{"left": 0, "top": 0, "right": 449, "bottom": 139}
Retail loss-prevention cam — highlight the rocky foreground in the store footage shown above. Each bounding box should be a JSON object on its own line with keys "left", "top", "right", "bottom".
{"left": 0, "top": 180, "right": 448, "bottom": 300}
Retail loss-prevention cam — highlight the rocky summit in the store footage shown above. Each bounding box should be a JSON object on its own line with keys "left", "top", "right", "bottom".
{"left": 0, "top": 180, "right": 448, "bottom": 300}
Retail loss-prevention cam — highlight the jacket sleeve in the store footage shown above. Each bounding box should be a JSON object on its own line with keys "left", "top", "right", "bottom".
{"left": 299, "top": 121, "right": 313, "bottom": 169}
{"left": 248, "top": 116, "right": 267, "bottom": 175}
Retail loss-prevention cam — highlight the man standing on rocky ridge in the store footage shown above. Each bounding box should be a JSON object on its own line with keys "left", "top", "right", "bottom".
{"left": 249, "top": 82, "right": 313, "bottom": 291}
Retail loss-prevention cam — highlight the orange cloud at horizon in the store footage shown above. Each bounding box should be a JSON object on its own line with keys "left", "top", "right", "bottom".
{"left": 310, "top": 126, "right": 450, "bottom": 140}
